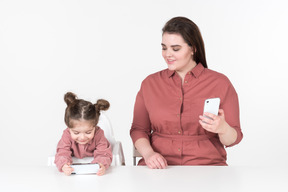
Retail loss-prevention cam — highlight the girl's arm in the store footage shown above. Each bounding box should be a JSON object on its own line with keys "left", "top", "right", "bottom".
{"left": 91, "top": 129, "right": 112, "bottom": 170}
{"left": 54, "top": 129, "right": 73, "bottom": 172}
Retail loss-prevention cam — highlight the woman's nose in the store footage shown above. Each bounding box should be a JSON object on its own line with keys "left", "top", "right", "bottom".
{"left": 165, "top": 49, "right": 172, "bottom": 57}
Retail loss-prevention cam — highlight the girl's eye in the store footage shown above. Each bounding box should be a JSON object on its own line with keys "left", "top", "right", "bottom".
{"left": 86, "top": 132, "right": 92, "bottom": 134}
{"left": 73, "top": 132, "right": 79, "bottom": 135}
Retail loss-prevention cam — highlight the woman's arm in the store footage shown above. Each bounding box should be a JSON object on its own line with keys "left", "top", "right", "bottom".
{"left": 199, "top": 109, "right": 237, "bottom": 146}
{"left": 135, "top": 138, "right": 168, "bottom": 169}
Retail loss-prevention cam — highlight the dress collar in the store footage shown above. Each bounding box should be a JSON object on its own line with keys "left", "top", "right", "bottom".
{"left": 167, "top": 63, "right": 205, "bottom": 78}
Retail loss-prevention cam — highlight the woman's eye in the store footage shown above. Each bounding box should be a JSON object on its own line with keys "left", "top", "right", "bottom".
{"left": 173, "top": 48, "right": 180, "bottom": 51}
{"left": 86, "top": 132, "right": 92, "bottom": 134}
{"left": 74, "top": 132, "right": 79, "bottom": 135}
{"left": 162, "top": 47, "right": 167, "bottom": 50}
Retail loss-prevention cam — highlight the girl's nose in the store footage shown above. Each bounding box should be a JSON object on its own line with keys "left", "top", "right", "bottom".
{"left": 79, "top": 134, "right": 85, "bottom": 139}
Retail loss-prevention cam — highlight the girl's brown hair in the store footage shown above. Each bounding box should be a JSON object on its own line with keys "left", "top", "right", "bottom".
{"left": 162, "top": 16, "right": 208, "bottom": 68}
{"left": 64, "top": 92, "right": 110, "bottom": 128}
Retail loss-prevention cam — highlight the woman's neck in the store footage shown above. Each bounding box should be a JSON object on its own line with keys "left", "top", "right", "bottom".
{"left": 176, "top": 61, "right": 197, "bottom": 84}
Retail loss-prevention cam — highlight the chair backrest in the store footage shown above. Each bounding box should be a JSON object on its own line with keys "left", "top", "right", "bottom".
{"left": 98, "top": 112, "right": 116, "bottom": 146}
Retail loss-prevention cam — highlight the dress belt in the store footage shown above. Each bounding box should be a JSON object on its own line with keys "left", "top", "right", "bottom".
{"left": 152, "top": 132, "right": 215, "bottom": 141}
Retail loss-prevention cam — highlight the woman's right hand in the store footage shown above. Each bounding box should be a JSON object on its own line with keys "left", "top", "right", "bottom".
{"left": 144, "top": 151, "right": 168, "bottom": 169}
{"left": 62, "top": 163, "right": 74, "bottom": 176}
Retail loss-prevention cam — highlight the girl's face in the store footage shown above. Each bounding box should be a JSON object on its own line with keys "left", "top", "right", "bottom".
{"left": 69, "top": 120, "right": 95, "bottom": 145}
{"left": 161, "top": 33, "right": 196, "bottom": 74}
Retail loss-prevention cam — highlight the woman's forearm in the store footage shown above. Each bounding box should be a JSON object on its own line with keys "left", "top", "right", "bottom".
{"left": 134, "top": 138, "right": 155, "bottom": 159}
{"left": 218, "top": 122, "right": 237, "bottom": 146}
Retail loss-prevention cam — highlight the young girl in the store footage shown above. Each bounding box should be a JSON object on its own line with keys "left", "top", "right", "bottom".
{"left": 54, "top": 92, "right": 112, "bottom": 176}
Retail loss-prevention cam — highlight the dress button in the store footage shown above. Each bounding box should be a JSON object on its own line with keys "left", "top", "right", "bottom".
{"left": 178, "top": 131, "right": 181, "bottom": 134}
{"left": 184, "top": 81, "right": 188, "bottom": 83}
{"left": 176, "top": 114, "right": 180, "bottom": 117}
{"left": 178, "top": 148, "right": 181, "bottom": 152}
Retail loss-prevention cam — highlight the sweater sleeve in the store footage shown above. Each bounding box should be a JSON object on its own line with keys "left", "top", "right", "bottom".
{"left": 91, "top": 129, "right": 112, "bottom": 169}
{"left": 54, "top": 129, "right": 73, "bottom": 172}
{"left": 222, "top": 83, "right": 243, "bottom": 147}
{"left": 130, "top": 82, "right": 152, "bottom": 144}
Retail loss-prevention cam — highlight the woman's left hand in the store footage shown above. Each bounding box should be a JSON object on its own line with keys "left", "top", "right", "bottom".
{"left": 97, "top": 163, "right": 106, "bottom": 176}
{"left": 199, "top": 109, "right": 228, "bottom": 134}
{"left": 199, "top": 109, "right": 237, "bottom": 146}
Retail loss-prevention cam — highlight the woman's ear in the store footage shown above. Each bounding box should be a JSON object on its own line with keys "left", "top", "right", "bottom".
{"left": 191, "top": 46, "right": 197, "bottom": 55}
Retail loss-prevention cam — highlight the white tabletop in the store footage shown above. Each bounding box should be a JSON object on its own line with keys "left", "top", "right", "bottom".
{"left": 0, "top": 165, "right": 287, "bottom": 192}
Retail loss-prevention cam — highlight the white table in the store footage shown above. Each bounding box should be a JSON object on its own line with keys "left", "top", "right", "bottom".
{"left": 0, "top": 165, "right": 287, "bottom": 192}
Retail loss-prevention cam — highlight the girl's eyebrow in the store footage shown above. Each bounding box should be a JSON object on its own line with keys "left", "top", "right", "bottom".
{"left": 72, "top": 131, "right": 79, "bottom": 133}
{"left": 86, "top": 127, "right": 95, "bottom": 131}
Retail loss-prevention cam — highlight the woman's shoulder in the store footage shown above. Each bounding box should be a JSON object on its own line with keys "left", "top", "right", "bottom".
{"left": 204, "top": 68, "right": 232, "bottom": 84}
{"left": 142, "top": 69, "right": 169, "bottom": 83}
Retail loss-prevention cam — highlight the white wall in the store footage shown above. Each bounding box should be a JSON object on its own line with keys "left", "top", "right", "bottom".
{"left": 1, "top": 0, "right": 287, "bottom": 166}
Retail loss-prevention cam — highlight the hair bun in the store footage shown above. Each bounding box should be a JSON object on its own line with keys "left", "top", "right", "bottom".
{"left": 64, "top": 92, "right": 77, "bottom": 106}
{"left": 95, "top": 99, "right": 110, "bottom": 112}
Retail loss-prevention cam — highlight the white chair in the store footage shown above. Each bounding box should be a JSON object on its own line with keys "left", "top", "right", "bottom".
{"left": 48, "top": 112, "right": 125, "bottom": 166}
{"left": 133, "top": 146, "right": 142, "bottom": 166}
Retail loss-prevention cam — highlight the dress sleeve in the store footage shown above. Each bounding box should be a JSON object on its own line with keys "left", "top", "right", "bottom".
{"left": 222, "top": 83, "right": 243, "bottom": 147}
{"left": 91, "top": 129, "right": 112, "bottom": 169}
{"left": 130, "top": 83, "right": 152, "bottom": 144}
{"left": 54, "top": 129, "right": 73, "bottom": 171}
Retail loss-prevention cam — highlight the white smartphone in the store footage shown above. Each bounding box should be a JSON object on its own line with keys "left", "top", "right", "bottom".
{"left": 70, "top": 163, "right": 99, "bottom": 175}
{"left": 203, "top": 98, "right": 220, "bottom": 118}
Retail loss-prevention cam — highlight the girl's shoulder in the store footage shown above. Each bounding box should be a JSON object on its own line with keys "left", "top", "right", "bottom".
{"left": 62, "top": 128, "right": 71, "bottom": 137}
{"left": 94, "top": 126, "right": 105, "bottom": 136}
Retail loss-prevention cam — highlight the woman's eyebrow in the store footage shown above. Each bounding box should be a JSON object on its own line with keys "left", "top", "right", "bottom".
{"left": 161, "top": 43, "right": 181, "bottom": 47}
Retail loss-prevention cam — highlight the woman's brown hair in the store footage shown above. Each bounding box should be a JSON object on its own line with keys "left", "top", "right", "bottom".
{"left": 162, "top": 16, "right": 208, "bottom": 68}
{"left": 64, "top": 92, "right": 110, "bottom": 128}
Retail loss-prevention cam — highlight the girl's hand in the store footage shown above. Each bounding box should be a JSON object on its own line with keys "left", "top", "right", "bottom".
{"left": 62, "top": 163, "right": 74, "bottom": 176}
{"left": 199, "top": 109, "right": 228, "bottom": 134}
{"left": 144, "top": 151, "right": 168, "bottom": 169}
{"left": 97, "top": 163, "right": 106, "bottom": 176}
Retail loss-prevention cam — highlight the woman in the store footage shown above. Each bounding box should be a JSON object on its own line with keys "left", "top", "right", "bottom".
{"left": 130, "top": 16, "right": 243, "bottom": 169}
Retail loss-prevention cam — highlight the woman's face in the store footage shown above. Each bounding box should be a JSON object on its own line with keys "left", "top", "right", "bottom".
{"left": 69, "top": 120, "right": 95, "bottom": 145}
{"left": 161, "top": 33, "right": 196, "bottom": 74}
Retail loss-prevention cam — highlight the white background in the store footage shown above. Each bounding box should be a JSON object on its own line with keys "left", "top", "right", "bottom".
{"left": 0, "top": 0, "right": 287, "bottom": 167}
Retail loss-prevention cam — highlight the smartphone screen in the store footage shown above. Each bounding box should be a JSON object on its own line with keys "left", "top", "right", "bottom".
{"left": 71, "top": 163, "right": 99, "bottom": 174}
